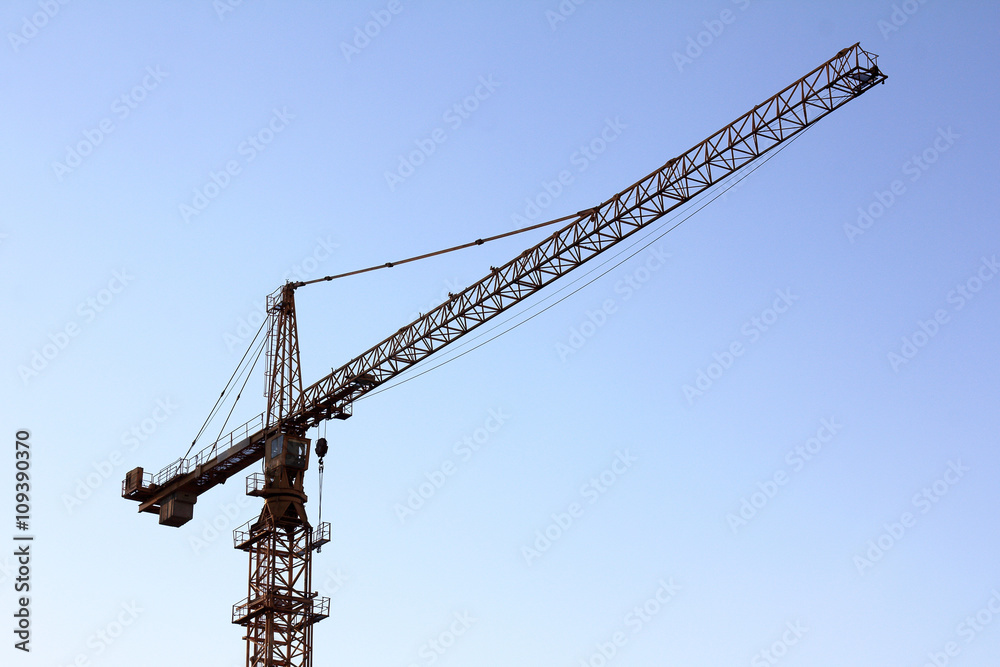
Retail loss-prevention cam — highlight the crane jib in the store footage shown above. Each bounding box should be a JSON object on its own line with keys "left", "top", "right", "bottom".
{"left": 292, "top": 43, "right": 885, "bottom": 425}
{"left": 123, "top": 43, "right": 885, "bottom": 522}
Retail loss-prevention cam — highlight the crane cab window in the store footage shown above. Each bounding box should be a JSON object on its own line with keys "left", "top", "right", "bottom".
{"left": 266, "top": 435, "right": 309, "bottom": 470}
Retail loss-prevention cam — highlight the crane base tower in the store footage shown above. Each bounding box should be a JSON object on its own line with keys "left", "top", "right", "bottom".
{"left": 231, "top": 453, "right": 331, "bottom": 667}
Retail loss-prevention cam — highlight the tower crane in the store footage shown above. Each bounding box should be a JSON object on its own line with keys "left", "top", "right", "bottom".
{"left": 122, "top": 43, "right": 886, "bottom": 667}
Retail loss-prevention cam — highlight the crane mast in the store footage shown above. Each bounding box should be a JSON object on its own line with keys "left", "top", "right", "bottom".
{"left": 232, "top": 284, "right": 319, "bottom": 667}
{"left": 264, "top": 284, "right": 304, "bottom": 432}
{"left": 122, "top": 43, "right": 885, "bottom": 667}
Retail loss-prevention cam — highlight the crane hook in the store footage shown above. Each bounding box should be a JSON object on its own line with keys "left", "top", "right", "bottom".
{"left": 315, "top": 437, "right": 328, "bottom": 551}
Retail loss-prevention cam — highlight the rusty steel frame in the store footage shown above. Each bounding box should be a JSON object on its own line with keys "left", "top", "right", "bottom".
{"left": 126, "top": 43, "right": 884, "bottom": 517}
{"left": 284, "top": 43, "right": 886, "bottom": 429}
{"left": 121, "top": 41, "right": 885, "bottom": 667}
{"left": 264, "top": 284, "right": 304, "bottom": 432}
{"left": 233, "top": 514, "right": 329, "bottom": 667}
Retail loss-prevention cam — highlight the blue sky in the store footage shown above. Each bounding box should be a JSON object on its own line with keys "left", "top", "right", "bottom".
{"left": 2, "top": 2, "right": 999, "bottom": 666}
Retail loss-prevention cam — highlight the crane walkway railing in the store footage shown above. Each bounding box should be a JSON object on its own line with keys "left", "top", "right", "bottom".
{"left": 232, "top": 594, "right": 330, "bottom": 627}
{"left": 153, "top": 413, "right": 267, "bottom": 487}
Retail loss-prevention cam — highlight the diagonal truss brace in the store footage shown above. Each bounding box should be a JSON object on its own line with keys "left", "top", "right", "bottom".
{"left": 286, "top": 43, "right": 885, "bottom": 431}
{"left": 126, "top": 43, "right": 885, "bottom": 510}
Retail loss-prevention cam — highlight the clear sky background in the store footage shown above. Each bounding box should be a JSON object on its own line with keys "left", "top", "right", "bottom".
{"left": 2, "top": 2, "right": 998, "bottom": 666}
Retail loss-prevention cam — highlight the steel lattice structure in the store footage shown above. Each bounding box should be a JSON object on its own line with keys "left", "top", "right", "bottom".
{"left": 286, "top": 42, "right": 886, "bottom": 430}
{"left": 264, "top": 285, "right": 304, "bottom": 431}
{"left": 122, "top": 43, "right": 885, "bottom": 667}
{"left": 233, "top": 511, "right": 329, "bottom": 667}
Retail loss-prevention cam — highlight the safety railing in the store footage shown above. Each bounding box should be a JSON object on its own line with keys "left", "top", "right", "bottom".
{"left": 154, "top": 458, "right": 190, "bottom": 486}
{"left": 233, "top": 518, "right": 257, "bottom": 550}
{"left": 309, "top": 597, "right": 331, "bottom": 623}
{"left": 121, "top": 470, "right": 154, "bottom": 497}
{"left": 246, "top": 472, "right": 266, "bottom": 496}
{"left": 231, "top": 594, "right": 330, "bottom": 626}
{"left": 311, "top": 522, "right": 331, "bottom": 551}
{"left": 232, "top": 595, "right": 256, "bottom": 624}
{"left": 152, "top": 412, "right": 266, "bottom": 487}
